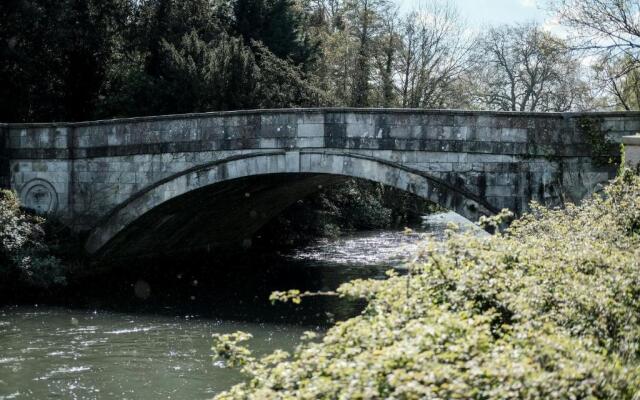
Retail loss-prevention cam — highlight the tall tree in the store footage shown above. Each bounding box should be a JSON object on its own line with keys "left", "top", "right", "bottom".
{"left": 0, "top": 0, "right": 128, "bottom": 122}
{"left": 344, "top": 0, "right": 390, "bottom": 106}
{"left": 156, "top": 32, "right": 325, "bottom": 112}
{"left": 473, "top": 23, "right": 588, "bottom": 112}
{"left": 396, "top": 1, "right": 473, "bottom": 108}
{"left": 372, "top": 5, "right": 399, "bottom": 107}
{"left": 550, "top": 0, "right": 640, "bottom": 62}
{"left": 233, "top": 0, "right": 318, "bottom": 66}
{"left": 549, "top": 0, "right": 640, "bottom": 110}
{"left": 592, "top": 55, "right": 640, "bottom": 110}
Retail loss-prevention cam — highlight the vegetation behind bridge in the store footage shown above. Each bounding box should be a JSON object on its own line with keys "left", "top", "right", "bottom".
{"left": 3, "top": 0, "right": 640, "bottom": 124}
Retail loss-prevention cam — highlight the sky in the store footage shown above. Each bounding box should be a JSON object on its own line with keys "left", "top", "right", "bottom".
{"left": 400, "top": 0, "right": 550, "bottom": 28}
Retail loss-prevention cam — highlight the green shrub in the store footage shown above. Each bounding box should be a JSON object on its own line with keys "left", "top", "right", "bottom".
{"left": 213, "top": 169, "right": 640, "bottom": 399}
{"left": 0, "top": 190, "right": 65, "bottom": 289}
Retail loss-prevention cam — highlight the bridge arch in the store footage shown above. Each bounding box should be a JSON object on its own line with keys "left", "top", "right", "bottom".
{"left": 85, "top": 150, "right": 498, "bottom": 257}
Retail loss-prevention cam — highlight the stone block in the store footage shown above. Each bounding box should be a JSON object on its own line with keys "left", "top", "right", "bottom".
{"left": 425, "top": 114, "right": 454, "bottom": 126}
{"left": 418, "top": 126, "right": 441, "bottom": 140}
{"left": 257, "top": 138, "right": 278, "bottom": 148}
{"left": 118, "top": 172, "right": 135, "bottom": 185}
{"left": 285, "top": 151, "right": 300, "bottom": 173}
{"left": 452, "top": 126, "right": 469, "bottom": 140}
{"left": 324, "top": 112, "right": 346, "bottom": 124}
{"left": 501, "top": 128, "right": 528, "bottom": 142}
{"left": 624, "top": 118, "right": 640, "bottom": 133}
{"left": 297, "top": 112, "right": 324, "bottom": 124}
{"left": 389, "top": 126, "right": 411, "bottom": 139}
{"left": 424, "top": 162, "right": 453, "bottom": 172}
{"left": 9, "top": 131, "right": 21, "bottom": 148}
{"left": 454, "top": 115, "right": 475, "bottom": 127}
{"left": 453, "top": 163, "right": 473, "bottom": 172}
{"left": 476, "top": 127, "right": 502, "bottom": 142}
{"left": 54, "top": 135, "right": 67, "bottom": 149}
{"left": 52, "top": 181, "right": 67, "bottom": 193}
{"left": 602, "top": 118, "right": 625, "bottom": 132}
{"left": 485, "top": 185, "right": 513, "bottom": 197}
{"left": 476, "top": 115, "right": 496, "bottom": 127}
{"left": 346, "top": 123, "right": 374, "bottom": 138}
{"left": 297, "top": 137, "right": 324, "bottom": 148}
{"left": 346, "top": 113, "right": 374, "bottom": 125}
{"left": 298, "top": 123, "right": 324, "bottom": 138}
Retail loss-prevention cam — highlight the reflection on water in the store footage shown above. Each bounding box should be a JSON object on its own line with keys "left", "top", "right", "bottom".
{"left": 0, "top": 212, "right": 477, "bottom": 399}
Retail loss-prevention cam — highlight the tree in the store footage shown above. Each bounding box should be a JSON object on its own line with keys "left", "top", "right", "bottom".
{"left": 233, "top": 0, "right": 318, "bottom": 66}
{"left": 308, "top": 0, "right": 354, "bottom": 106}
{"left": 396, "top": 1, "right": 474, "bottom": 108}
{"left": 108, "top": 28, "right": 325, "bottom": 115}
{"left": 473, "top": 23, "right": 589, "bottom": 112}
{"left": 549, "top": 0, "right": 640, "bottom": 110}
{"left": 371, "top": 5, "right": 399, "bottom": 107}
{"left": 156, "top": 31, "right": 259, "bottom": 113}
{"left": 96, "top": 0, "right": 325, "bottom": 117}
{"left": 550, "top": 0, "right": 640, "bottom": 62}
{"left": 0, "top": 0, "right": 129, "bottom": 122}
{"left": 592, "top": 55, "right": 640, "bottom": 110}
{"left": 344, "top": 0, "right": 390, "bottom": 106}
{"left": 252, "top": 41, "right": 328, "bottom": 108}
{"left": 0, "top": 190, "right": 65, "bottom": 290}
{"left": 131, "top": 0, "right": 232, "bottom": 96}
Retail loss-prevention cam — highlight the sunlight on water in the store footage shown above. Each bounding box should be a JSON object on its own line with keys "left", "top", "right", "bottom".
{"left": 288, "top": 212, "right": 482, "bottom": 267}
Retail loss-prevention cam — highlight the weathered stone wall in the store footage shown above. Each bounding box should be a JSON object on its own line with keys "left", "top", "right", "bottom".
{"left": 3, "top": 108, "right": 639, "bottom": 256}
{"left": 623, "top": 135, "right": 640, "bottom": 171}
{"left": 0, "top": 124, "right": 10, "bottom": 189}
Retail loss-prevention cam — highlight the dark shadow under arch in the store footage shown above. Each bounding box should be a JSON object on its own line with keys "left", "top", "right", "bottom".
{"left": 85, "top": 151, "right": 498, "bottom": 258}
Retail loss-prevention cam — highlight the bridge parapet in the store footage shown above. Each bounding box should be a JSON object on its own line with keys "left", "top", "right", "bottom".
{"left": 6, "top": 109, "right": 640, "bottom": 157}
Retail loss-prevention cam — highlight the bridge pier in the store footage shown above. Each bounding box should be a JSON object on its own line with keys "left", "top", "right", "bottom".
{"left": 0, "top": 125, "right": 10, "bottom": 189}
{"left": 623, "top": 135, "right": 640, "bottom": 171}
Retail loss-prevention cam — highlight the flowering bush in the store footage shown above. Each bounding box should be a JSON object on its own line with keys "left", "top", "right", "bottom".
{"left": 0, "top": 190, "right": 65, "bottom": 289}
{"left": 213, "top": 169, "right": 640, "bottom": 399}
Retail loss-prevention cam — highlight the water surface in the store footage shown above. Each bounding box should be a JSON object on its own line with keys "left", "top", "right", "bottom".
{"left": 0, "top": 212, "right": 475, "bottom": 399}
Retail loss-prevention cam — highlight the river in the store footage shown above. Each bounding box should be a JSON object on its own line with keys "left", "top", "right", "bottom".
{"left": 0, "top": 212, "right": 477, "bottom": 399}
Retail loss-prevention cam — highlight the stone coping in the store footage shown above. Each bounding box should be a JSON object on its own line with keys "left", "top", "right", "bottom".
{"left": 622, "top": 135, "right": 640, "bottom": 145}
{"left": 3, "top": 108, "right": 640, "bottom": 129}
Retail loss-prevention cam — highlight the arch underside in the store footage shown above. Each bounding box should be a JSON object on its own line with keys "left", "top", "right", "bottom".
{"left": 86, "top": 151, "right": 498, "bottom": 259}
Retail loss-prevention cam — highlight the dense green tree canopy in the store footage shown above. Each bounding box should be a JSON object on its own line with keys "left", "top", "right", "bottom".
{"left": 0, "top": 0, "right": 129, "bottom": 122}
{"left": 0, "top": 0, "right": 321, "bottom": 122}
{"left": 2, "top": 0, "right": 639, "bottom": 122}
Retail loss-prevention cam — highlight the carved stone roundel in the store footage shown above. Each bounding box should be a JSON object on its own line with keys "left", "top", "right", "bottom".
{"left": 20, "top": 179, "right": 59, "bottom": 215}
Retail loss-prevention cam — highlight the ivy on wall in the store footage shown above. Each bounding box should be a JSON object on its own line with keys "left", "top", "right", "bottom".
{"left": 577, "top": 116, "right": 620, "bottom": 166}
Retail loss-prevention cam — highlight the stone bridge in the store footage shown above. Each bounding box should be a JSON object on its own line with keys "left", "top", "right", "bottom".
{"left": 1, "top": 108, "right": 637, "bottom": 259}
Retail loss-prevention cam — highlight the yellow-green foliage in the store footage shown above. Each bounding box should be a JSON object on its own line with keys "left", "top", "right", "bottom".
{"left": 0, "top": 190, "right": 64, "bottom": 288}
{"left": 213, "top": 170, "right": 640, "bottom": 399}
